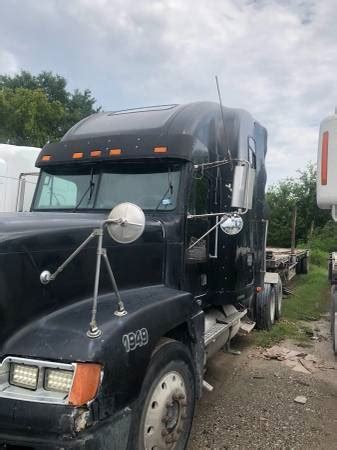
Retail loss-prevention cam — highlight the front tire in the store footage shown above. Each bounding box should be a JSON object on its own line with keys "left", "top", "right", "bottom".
{"left": 129, "top": 339, "right": 196, "bottom": 450}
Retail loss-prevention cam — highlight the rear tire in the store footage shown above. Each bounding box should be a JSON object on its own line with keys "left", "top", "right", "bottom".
{"left": 128, "top": 339, "right": 196, "bottom": 450}
{"left": 301, "top": 256, "right": 309, "bottom": 274}
{"left": 274, "top": 276, "right": 283, "bottom": 321}
{"left": 255, "top": 284, "right": 276, "bottom": 330}
{"left": 297, "top": 256, "right": 309, "bottom": 274}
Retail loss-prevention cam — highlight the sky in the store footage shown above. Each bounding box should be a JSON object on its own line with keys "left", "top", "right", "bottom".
{"left": 0, "top": 0, "right": 336, "bottom": 185}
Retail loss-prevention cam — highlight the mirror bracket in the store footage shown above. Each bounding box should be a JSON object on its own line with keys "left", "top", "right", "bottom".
{"left": 187, "top": 215, "right": 228, "bottom": 251}
{"left": 38, "top": 202, "right": 146, "bottom": 339}
{"left": 192, "top": 158, "right": 254, "bottom": 213}
{"left": 187, "top": 212, "right": 244, "bottom": 251}
{"left": 39, "top": 203, "right": 145, "bottom": 336}
{"left": 193, "top": 157, "right": 231, "bottom": 171}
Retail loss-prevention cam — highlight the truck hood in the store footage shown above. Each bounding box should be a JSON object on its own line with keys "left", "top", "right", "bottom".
{"left": 0, "top": 212, "right": 164, "bottom": 348}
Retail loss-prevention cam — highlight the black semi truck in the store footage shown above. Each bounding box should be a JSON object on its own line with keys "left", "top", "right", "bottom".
{"left": 0, "top": 102, "right": 281, "bottom": 449}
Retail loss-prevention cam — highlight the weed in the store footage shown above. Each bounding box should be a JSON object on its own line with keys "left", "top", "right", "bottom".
{"left": 253, "top": 264, "right": 329, "bottom": 347}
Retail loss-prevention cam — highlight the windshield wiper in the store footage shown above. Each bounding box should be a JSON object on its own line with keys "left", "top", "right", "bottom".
{"left": 73, "top": 169, "right": 95, "bottom": 212}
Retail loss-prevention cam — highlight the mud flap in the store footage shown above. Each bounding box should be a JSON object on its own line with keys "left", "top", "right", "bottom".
{"left": 264, "top": 272, "right": 279, "bottom": 284}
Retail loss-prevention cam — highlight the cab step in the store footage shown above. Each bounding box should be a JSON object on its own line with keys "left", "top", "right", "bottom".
{"left": 204, "top": 309, "right": 247, "bottom": 347}
{"left": 204, "top": 322, "right": 229, "bottom": 347}
{"left": 239, "top": 319, "right": 256, "bottom": 335}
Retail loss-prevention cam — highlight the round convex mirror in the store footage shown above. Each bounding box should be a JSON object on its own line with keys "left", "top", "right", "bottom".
{"left": 107, "top": 202, "right": 145, "bottom": 244}
{"left": 220, "top": 215, "right": 243, "bottom": 235}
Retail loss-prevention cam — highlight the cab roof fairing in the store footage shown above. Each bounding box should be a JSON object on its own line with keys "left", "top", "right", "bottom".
{"left": 35, "top": 102, "right": 261, "bottom": 168}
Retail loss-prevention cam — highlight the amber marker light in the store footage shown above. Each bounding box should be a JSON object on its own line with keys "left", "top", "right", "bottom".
{"left": 153, "top": 146, "right": 168, "bottom": 153}
{"left": 68, "top": 363, "right": 102, "bottom": 406}
{"left": 109, "top": 148, "right": 122, "bottom": 156}
{"left": 90, "top": 150, "right": 102, "bottom": 157}
{"left": 72, "top": 152, "right": 84, "bottom": 159}
{"left": 42, "top": 155, "right": 52, "bottom": 161}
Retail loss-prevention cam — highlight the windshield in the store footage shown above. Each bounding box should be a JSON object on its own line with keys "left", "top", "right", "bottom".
{"left": 33, "top": 164, "right": 181, "bottom": 211}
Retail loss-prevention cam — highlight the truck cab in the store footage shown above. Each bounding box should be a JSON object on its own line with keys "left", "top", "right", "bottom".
{"left": 0, "top": 102, "right": 275, "bottom": 450}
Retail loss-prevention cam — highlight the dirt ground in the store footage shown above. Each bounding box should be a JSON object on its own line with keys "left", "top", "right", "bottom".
{"left": 188, "top": 316, "right": 337, "bottom": 450}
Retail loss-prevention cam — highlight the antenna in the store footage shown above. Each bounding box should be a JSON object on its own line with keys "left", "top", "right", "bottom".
{"left": 215, "top": 75, "right": 232, "bottom": 161}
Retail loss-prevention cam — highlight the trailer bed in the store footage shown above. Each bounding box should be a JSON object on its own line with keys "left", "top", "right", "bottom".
{"left": 266, "top": 247, "right": 309, "bottom": 282}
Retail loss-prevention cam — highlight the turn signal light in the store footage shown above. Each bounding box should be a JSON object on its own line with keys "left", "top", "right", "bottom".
{"left": 153, "top": 146, "right": 168, "bottom": 153}
{"left": 72, "top": 152, "right": 84, "bottom": 159}
{"left": 68, "top": 363, "right": 102, "bottom": 406}
{"left": 42, "top": 155, "right": 52, "bottom": 161}
{"left": 90, "top": 150, "right": 102, "bottom": 157}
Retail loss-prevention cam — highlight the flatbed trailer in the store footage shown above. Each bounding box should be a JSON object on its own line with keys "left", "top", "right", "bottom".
{"left": 266, "top": 247, "right": 309, "bottom": 283}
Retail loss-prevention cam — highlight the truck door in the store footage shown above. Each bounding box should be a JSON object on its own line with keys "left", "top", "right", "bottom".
{"left": 184, "top": 174, "right": 211, "bottom": 296}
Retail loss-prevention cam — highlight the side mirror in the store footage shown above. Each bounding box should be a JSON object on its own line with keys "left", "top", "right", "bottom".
{"left": 220, "top": 215, "right": 243, "bottom": 235}
{"left": 107, "top": 202, "right": 146, "bottom": 244}
{"left": 231, "top": 163, "right": 255, "bottom": 210}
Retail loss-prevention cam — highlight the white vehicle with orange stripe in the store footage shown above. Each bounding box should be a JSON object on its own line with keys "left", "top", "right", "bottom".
{"left": 317, "top": 111, "right": 337, "bottom": 353}
{"left": 0, "top": 144, "right": 40, "bottom": 212}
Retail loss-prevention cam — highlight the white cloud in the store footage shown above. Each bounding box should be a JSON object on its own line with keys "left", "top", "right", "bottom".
{"left": 0, "top": 49, "right": 18, "bottom": 74}
{"left": 1, "top": 0, "right": 337, "bottom": 183}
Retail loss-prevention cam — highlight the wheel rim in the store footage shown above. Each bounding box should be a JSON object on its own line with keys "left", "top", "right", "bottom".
{"left": 143, "top": 371, "right": 187, "bottom": 449}
{"left": 270, "top": 291, "right": 276, "bottom": 323}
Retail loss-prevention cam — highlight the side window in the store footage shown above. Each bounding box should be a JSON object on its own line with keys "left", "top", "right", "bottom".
{"left": 248, "top": 136, "right": 256, "bottom": 169}
{"left": 188, "top": 176, "right": 209, "bottom": 215}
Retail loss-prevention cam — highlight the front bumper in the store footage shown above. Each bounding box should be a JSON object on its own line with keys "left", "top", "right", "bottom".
{"left": 0, "top": 398, "right": 132, "bottom": 450}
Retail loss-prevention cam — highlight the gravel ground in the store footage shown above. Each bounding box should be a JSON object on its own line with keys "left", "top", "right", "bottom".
{"left": 188, "top": 322, "right": 337, "bottom": 450}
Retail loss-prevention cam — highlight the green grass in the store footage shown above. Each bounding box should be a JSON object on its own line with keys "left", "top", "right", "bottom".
{"left": 284, "top": 266, "right": 330, "bottom": 321}
{"left": 307, "top": 248, "right": 328, "bottom": 267}
{"left": 253, "top": 263, "right": 330, "bottom": 348}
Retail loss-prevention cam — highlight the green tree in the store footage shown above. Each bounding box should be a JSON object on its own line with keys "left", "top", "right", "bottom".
{"left": 267, "top": 163, "right": 330, "bottom": 247}
{"left": 0, "top": 70, "right": 98, "bottom": 146}
{"left": 0, "top": 88, "right": 65, "bottom": 147}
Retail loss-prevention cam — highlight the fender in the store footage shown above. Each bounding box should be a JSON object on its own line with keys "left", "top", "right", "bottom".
{"left": 1, "top": 284, "right": 198, "bottom": 416}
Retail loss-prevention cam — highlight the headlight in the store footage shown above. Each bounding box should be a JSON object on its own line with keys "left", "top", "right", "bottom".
{"left": 4, "top": 358, "right": 102, "bottom": 407}
{"left": 9, "top": 363, "right": 39, "bottom": 390}
{"left": 44, "top": 368, "right": 74, "bottom": 393}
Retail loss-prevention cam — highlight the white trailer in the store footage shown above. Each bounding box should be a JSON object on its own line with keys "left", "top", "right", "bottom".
{"left": 0, "top": 144, "right": 40, "bottom": 212}
{"left": 317, "top": 111, "right": 337, "bottom": 353}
